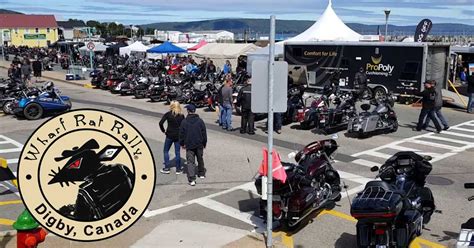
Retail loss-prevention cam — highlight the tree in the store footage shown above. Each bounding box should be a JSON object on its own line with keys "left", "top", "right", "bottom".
{"left": 145, "top": 28, "right": 154, "bottom": 35}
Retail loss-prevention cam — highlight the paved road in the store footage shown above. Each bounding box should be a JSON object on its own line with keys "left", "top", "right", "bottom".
{"left": 1, "top": 68, "right": 473, "bottom": 247}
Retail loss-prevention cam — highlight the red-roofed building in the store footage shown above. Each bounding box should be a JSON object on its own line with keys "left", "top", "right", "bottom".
{"left": 0, "top": 14, "right": 59, "bottom": 47}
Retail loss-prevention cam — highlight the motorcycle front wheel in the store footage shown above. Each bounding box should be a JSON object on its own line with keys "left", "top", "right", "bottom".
{"left": 23, "top": 103, "right": 43, "bottom": 120}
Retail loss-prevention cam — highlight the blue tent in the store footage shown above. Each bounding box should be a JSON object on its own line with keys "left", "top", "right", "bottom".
{"left": 147, "top": 41, "right": 187, "bottom": 54}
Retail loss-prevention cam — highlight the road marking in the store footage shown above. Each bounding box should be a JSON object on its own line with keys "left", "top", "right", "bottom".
{"left": 450, "top": 127, "right": 474, "bottom": 133}
{"left": 338, "top": 171, "right": 372, "bottom": 185}
{"left": 0, "top": 141, "right": 11, "bottom": 145}
{"left": 408, "top": 139, "right": 462, "bottom": 151}
{"left": 363, "top": 151, "right": 392, "bottom": 159}
{"left": 273, "top": 231, "right": 294, "bottom": 248}
{"left": 0, "top": 135, "right": 23, "bottom": 148}
{"left": 352, "top": 158, "right": 381, "bottom": 168}
{"left": 0, "top": 148, "right": 22, "bottom": 153}
{"left": 0, "top": 200, "right": 22, "bottom": 206}
{"left": 0, "top": 218, "right": 14, "bottom": 226}
{"left": 387, "top": 145, "right": 420, "bottom": 152}
{"left": 6, "top": 158, "right": 18, "bottom": 164}
{"left": 440, "top": 131, "right": 474, "bottom": 139}
{"left": 198, "top": 198, "right": 265, "bottom": 229}
{"left": 341, "top": 185, "right": 365, "bottom": 199}
{"left": 424, "top": 135, "right": 472, "bottom": 145}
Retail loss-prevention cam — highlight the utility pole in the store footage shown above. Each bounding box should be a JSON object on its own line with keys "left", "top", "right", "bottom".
{"left": 384, "top": 9, "right": 391, "bottom": 41}
{"left": 1, "top": 29, "right": 4, "bottom": 60}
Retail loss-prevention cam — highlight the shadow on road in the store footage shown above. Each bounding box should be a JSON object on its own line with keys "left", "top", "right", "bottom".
{"left": 334, "top": 232, "right": 357, "bottom": 248}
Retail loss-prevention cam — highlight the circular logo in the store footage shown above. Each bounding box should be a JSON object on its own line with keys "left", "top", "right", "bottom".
{"left": 18, "top": 109, "right": 156, "bottom": 241}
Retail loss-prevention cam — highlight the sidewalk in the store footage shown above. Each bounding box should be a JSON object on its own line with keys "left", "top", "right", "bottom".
{"left": 0, "top": 59, "right": 90, "bottom": 87}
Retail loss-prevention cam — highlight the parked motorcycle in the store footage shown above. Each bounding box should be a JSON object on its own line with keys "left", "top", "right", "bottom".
{"left": 254, "top": 139, "right": 342, "bottom": 229}
{"left": 351, "top": 151, "right": 436, "bottom": 248}
{"left": 89, "top": 70, "right": 104, "bottom": 88}
{"left": 348, "top": 93, "right": 398, "bottom": 138}
{"left": 456, "top": 183, "right": 474, "bottom": 248}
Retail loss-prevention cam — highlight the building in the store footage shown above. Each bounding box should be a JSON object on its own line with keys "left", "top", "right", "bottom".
{"left": 154, "top": 30, "right": 182, "bottom": 43}
{"left": 0, "top": 14, "right": 59, "bottom": 47}
{"left": 183, "top": 30, "right": 234, "bottom": 43}
{"left": 57, "top": 20, "right": 87, "bottom": 41}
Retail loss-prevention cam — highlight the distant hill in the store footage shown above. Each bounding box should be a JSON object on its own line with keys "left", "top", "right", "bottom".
{"left": 0, "top": 9, "right": 23, "bottom": 14}
{"left": 142, "top": 18, "right": 474, "bottom": 36}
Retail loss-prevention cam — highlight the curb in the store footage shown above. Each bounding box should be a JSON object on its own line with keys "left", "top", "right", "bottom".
{"left": 0, "top": 65, "right": 88, "bottom": 88}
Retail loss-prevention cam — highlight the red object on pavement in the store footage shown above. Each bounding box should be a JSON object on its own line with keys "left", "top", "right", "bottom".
{"left": 258, "top": 147, "right": 287, "bottom": 183}
{"left": 17, "top": 228, "right": 47, "bottom": 248}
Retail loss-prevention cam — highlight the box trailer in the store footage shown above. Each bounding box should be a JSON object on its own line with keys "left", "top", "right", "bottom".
{"left": 284, "top": 42, "right": 450, "bottom": 100}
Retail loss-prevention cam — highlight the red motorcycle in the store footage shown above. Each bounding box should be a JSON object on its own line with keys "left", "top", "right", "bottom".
{"left": 254, "top": 139, "right": 342, "bottom": 229}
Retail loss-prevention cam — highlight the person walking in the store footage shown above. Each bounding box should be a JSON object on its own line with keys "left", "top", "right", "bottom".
{"left": 21, "top": 59, "right": 32, "bottom": 86}
{"left": 237, "top": 78, "right": 254, "bottom": 135}
{"left": 221, "top": 78, "right": 234, "bottom": 131}
{"left": 460, "top": 67, "right": 468, "bottom": 85}
{"left": 423, "top": 80, "right": 449, "bottom": 130}
{"left": 179, "top": 104, "right": 207, "bottom": 186}
{"left": 467, "top": 72, "right": 474, "bottom": 113}
{"left": 159, "top": 101, "right": 185, "bottom": 175}
{"left": 416, "top": 81, "right": 442, "bottom": 133}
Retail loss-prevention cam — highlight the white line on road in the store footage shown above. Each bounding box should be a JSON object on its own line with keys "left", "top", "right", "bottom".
{"left": 0, "top": 135, "right": 23, "bottom": 148}
{"left": 441, "top": 131, "right": 474, "bottom": 139}
{"left": 6, "top": 158, "right": 18, "bottom": 164}
{"left": 450, "top": 127, "right": 474, "bottom": 133}
{"left": 197, "top": 198, "right": 265, "bottom": 228}
{"left": 0, "top": 148, "right": 22, "bottom": 153}
{"left": 408, "top": 139, "right": 462, "bottom": 151}
{"left": 423, "top": 135, "right": 472, "bottom": 145}
{"left": 363, "top": 151, "right": 392, "bottom": 159}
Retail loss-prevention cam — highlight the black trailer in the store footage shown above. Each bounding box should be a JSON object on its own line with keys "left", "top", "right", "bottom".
{"left": 284, "top": 42, "right": 450, "bottom": 99}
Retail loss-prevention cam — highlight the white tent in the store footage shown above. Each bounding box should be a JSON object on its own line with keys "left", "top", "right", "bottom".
{"left": 78, "top": 42, "right": 108, "bottom": 53}
{"left": 119, "top": 41, "right": 149, "bottom": 56}
{"left": 194, "top": 43, "right": 258, "bottom": 68}
{"left": 247, "top": 0, "right": 361, "bottom": 73}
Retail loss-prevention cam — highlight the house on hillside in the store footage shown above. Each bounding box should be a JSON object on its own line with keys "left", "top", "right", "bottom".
{"left": 57, "top": 20, "right": 87, "bottom": 41}
{"left": 0, "top": 14, "right": 59, "bottom": 47}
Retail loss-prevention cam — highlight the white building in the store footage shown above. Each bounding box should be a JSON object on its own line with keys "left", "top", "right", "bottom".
{"left": 180, "top": 30, "right": 234, "bottom": 43}
{"left": 154, "top": 30, "right": 182, "bottom": 43}
{"left": 57, "top": 20, "right": 88, "bottom": 41}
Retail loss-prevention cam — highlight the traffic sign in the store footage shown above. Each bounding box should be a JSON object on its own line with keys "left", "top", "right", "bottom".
{"left": 251, "top": 60, "right": 288, "bottom": 113}
{"left": 87, "top": 42, "right": 95, "bottom": 51}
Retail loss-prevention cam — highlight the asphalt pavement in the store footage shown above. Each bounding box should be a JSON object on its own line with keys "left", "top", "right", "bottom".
{"left": 0, "top": 67, "right": 473, "bottom": 248}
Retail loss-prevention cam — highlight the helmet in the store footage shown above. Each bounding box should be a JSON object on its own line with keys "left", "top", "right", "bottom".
{"left": 45, "top": 81, "right": 54, "bottom": 91}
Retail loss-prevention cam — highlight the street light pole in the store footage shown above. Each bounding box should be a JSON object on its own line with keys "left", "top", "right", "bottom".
{"left": 384, "top": 9, "right": 391, "bottom": 41}
{"left": 88, "top": 28, "right": 93, "bottom": 71}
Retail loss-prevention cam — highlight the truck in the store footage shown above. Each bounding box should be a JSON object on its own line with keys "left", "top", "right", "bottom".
{"left": 284, "top": 42, "right": 450, "bottom": 101}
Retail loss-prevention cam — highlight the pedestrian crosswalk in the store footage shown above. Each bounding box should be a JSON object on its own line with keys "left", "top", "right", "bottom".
{"left": 0, "top": 135, "right": 22, "bottom": 197}
{"left": 351, "top": 120, "right": 474, "bottom": 164}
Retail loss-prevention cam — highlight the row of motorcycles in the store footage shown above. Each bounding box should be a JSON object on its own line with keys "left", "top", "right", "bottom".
{"left": 89, "top": 61, "right": 251, "bottom": 112}
{"left": 298, "top": 86, "right": 398, "bottom": 138}
{"left": 254, "top": 139, "right": 437, "bottom": 247}
{"left": 0, "top": 78, "right": 71, "bottom": 120}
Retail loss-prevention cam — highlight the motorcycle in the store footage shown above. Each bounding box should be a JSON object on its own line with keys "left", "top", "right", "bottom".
{"left": 134, "top": 76, "right": 151, "bottom": 99}
{"left": 351, "top": 151, "right": 436, "bottom": 248}
{"left": 283, "top": 85, "right": 306, "bottom": 125}
{"left": 456, "top": 183, "right": 474, "bottom": 248}
{"left": 89, "top": 70, "right": 104, "bottom": 88}
{"left": 348, "top": 93, "right": 398, "bottom": 138}
{"left": 254, "top": 139, "right": 342, "bottom": 229}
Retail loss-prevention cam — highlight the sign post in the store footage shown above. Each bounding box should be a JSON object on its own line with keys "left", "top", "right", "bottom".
{"left": 86, "top": 28, "right": 94, "bottom": 71}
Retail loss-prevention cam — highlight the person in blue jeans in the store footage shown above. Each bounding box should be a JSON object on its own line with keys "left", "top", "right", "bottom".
{"left": 468, "top": 73, "right": 474, "bottom": 113}
{"left": 423, "top": 80, "right": 449, "bottom": 130}
{"left": 221, "top": 79, "right": 234, "bottom": 131}
{"left": 159, "top": 101, "right": 185, "bottom": 174}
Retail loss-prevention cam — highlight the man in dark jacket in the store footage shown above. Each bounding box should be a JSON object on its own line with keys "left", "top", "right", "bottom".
{"left": 237, "top": 78, "right": 254, "bottom": 135}
{"left": 467, "top": 73, "right": 474, "bottom": 113}
{"left": 416, "top": 81, "right": 442, "bottom": 132}
{"left": 180, "top": 104, "right": 207, "bottom": 186}
{"left": 423, "top": 80, "right": 449, "bottom": 130}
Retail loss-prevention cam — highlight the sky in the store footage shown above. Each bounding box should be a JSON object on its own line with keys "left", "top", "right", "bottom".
{"left": 1, "top": 0, "right": 473, "bottom": 26}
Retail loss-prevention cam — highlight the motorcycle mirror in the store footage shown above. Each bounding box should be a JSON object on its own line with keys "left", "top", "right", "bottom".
{"left": 331, "top": 134, "right": 339, "bottom": 140}
{"left": 465, "top": 183, "right": 474, "bottom": 189}
{"left": 288, "top": 152, "right": 297, "bottom": 159}
{"left": 423, "top": 155, "right": 433, "bottom": 161}
{"left": 370, "top": 166, "right": 379, "bottom": 172}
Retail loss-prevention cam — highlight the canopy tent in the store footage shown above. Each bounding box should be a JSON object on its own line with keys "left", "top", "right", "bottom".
{"left": 175, "top": 43, "right": 198, "bottom": 50}
{"left": 247, "top": 0, "right": 362, "bottom": 73}
{"left": 188, "top": 40, "right": 208, "bottom": 52}
{"left": 194, "top": 43, "right": 258, "bottom": 68}
{"left": 119, "top": 41, "right": 149, "bottom": 56}
{"left": 147, "top": 41, "right": 187, "bottom": 54}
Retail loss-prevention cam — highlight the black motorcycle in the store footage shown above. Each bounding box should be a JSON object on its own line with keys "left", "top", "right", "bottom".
{"left": 255, "top": 139, "right": 342, "bottom": 229}
{"left": 89, "top": 70, "right": 104, "bottom": 88}
{"left": 351, "top": 151, "right": 435, "bottom": 248}
{"left": 456, "top": 183, "right": 474, "bottom": 247}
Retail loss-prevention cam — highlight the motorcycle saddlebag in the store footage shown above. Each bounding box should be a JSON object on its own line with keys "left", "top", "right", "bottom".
{"left": 351, "top": 183, "right": 403, "bottom": 221}
{"left": 73, "top": 164, "right": 135, "bottom": 221}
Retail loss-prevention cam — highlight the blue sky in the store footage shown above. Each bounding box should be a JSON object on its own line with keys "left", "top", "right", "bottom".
{"left": 1, "top": 0, "right": 473, "bottom": 25}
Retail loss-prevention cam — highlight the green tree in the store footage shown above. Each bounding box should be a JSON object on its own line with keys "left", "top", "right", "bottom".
{"left": 145, "top": 28, "right": 154, "bottom": 35}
